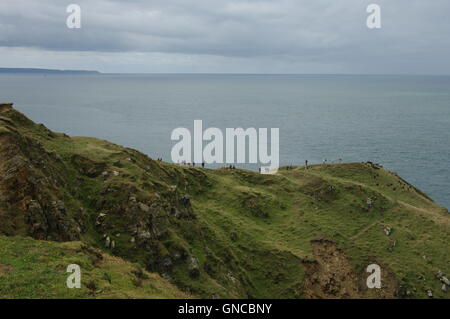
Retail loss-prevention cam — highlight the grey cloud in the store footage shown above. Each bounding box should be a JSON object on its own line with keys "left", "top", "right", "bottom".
{"left": 0, "top": 0, "right": 449, "bottom": 73}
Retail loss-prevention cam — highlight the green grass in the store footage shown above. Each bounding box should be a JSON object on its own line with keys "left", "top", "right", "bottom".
{"left": 0, "top": 236, "right": 189, "bottom": 299}
{"left": 0, "top": 108, "right": 448, "bottom": 299}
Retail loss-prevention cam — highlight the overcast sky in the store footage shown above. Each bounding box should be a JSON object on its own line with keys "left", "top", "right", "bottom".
{"left": 0, "top": 0, "right": 449, "bottom": 74}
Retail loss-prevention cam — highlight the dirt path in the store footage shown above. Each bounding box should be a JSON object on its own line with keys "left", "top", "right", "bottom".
{"left": 349, "top": 222, "right": 379, "bottom": 240}
{"left": 398, "top": 200, "right": 450, "bottom": 226}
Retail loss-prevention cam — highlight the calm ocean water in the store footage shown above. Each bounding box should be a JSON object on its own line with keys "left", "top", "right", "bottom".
{"left": 0, "top": 74, "right": 448, "bottom": 209}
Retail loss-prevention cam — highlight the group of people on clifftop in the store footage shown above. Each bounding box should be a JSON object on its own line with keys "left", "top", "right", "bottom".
{"left": 164, "top": 157, "right": 345, "bottom": 172}
{"left": 323, "top": 158, "right": 343, "bottom": 164}
{"left": 176, "top": 160, "right": 206, "bottom": 168}
{"left": 284, "top": 158, "right": 345, "bottom": 171}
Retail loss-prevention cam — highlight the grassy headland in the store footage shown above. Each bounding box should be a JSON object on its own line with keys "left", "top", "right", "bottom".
{"left": 0, "top": 105, "right": 448, "bottom": 298}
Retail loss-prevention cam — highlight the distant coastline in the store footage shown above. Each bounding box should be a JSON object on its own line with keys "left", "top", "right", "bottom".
{"left": 0, "top": 67, "right": 100, "bottom": 74}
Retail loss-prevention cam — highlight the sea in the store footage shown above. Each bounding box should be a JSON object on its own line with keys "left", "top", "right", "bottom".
{"left": 0, "top": 74, "right": 448, "bottom": 209}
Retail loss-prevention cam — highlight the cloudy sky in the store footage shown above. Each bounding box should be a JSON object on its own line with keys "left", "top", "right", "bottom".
{"left": 0, "top": 0, "right": 449, "bottom": 74}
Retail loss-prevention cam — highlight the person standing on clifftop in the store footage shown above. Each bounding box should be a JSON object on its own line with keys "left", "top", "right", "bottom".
{"left": 305, "top": 160, "right": 308, "bottom": 169}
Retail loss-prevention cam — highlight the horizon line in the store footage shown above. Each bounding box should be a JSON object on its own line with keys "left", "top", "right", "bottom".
{"left": 2, "top": 67, "right": 450, "bottom": 77}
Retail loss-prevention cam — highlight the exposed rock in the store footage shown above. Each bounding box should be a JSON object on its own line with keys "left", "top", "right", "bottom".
{"left": 95, "top": 213, "right": 106, "bottom": 227}
{"left": 188, "top": 256, "right": 200, "bottom": 278}
{"left": 138, "top": 203, "right": 150, "bottom": 213}
{"left": 137, "top": 230, "right": 152, "bottom": 241}
{"left": 227, "top": 272, "right": 239, "bottom": 284}
{"left": 0, "top": 103, "right": 13, "bottom": 112}
{"left": 302, "top": 239, "right": 398, "bottom": 299}
{"left": 384, "top": 226, "right": 392, "bottom": 236}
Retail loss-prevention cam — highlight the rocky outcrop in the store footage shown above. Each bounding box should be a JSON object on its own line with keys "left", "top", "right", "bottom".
{"left": 93, "top": 181, "right": 198, "bottom": 273}
{"left": 301, "top": 239, "right": 398, "bottom": 299}
{"left": 0, "top": 114, "right": 82, "bottom": 240}
{"left": 0, "top": 103, "right": 13, "bottom": 113}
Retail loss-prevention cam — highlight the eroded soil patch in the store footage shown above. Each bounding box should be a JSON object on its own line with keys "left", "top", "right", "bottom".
{"left": 302, "top": 239, "right": 398, "bottom": 298}
{"left": 0, "top": 264, "right": 14, "bottom": 277}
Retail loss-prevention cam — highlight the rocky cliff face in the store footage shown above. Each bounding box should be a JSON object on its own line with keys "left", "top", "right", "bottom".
{"left": 0, "top": 105, "right": 448, "bottom": 299}
{"left": 0, "top": 110, "right": 82, "bottom": 240}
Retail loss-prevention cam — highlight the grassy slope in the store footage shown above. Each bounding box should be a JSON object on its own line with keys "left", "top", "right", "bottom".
{"left": 0, "top": 108, "right": 448, "bottom": 298}
{"left": 0, "top": 236, "right": 189, "bottom": 299}
{"left": 192, "top": 165, "right": 448, "bottom": 298}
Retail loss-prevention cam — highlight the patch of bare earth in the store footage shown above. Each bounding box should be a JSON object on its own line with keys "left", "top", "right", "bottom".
{"left": 301, "top": 239, "right": 398, "bottom": 299}
{"left": 0, "top": 264, "right": 14, "bottom": 277}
